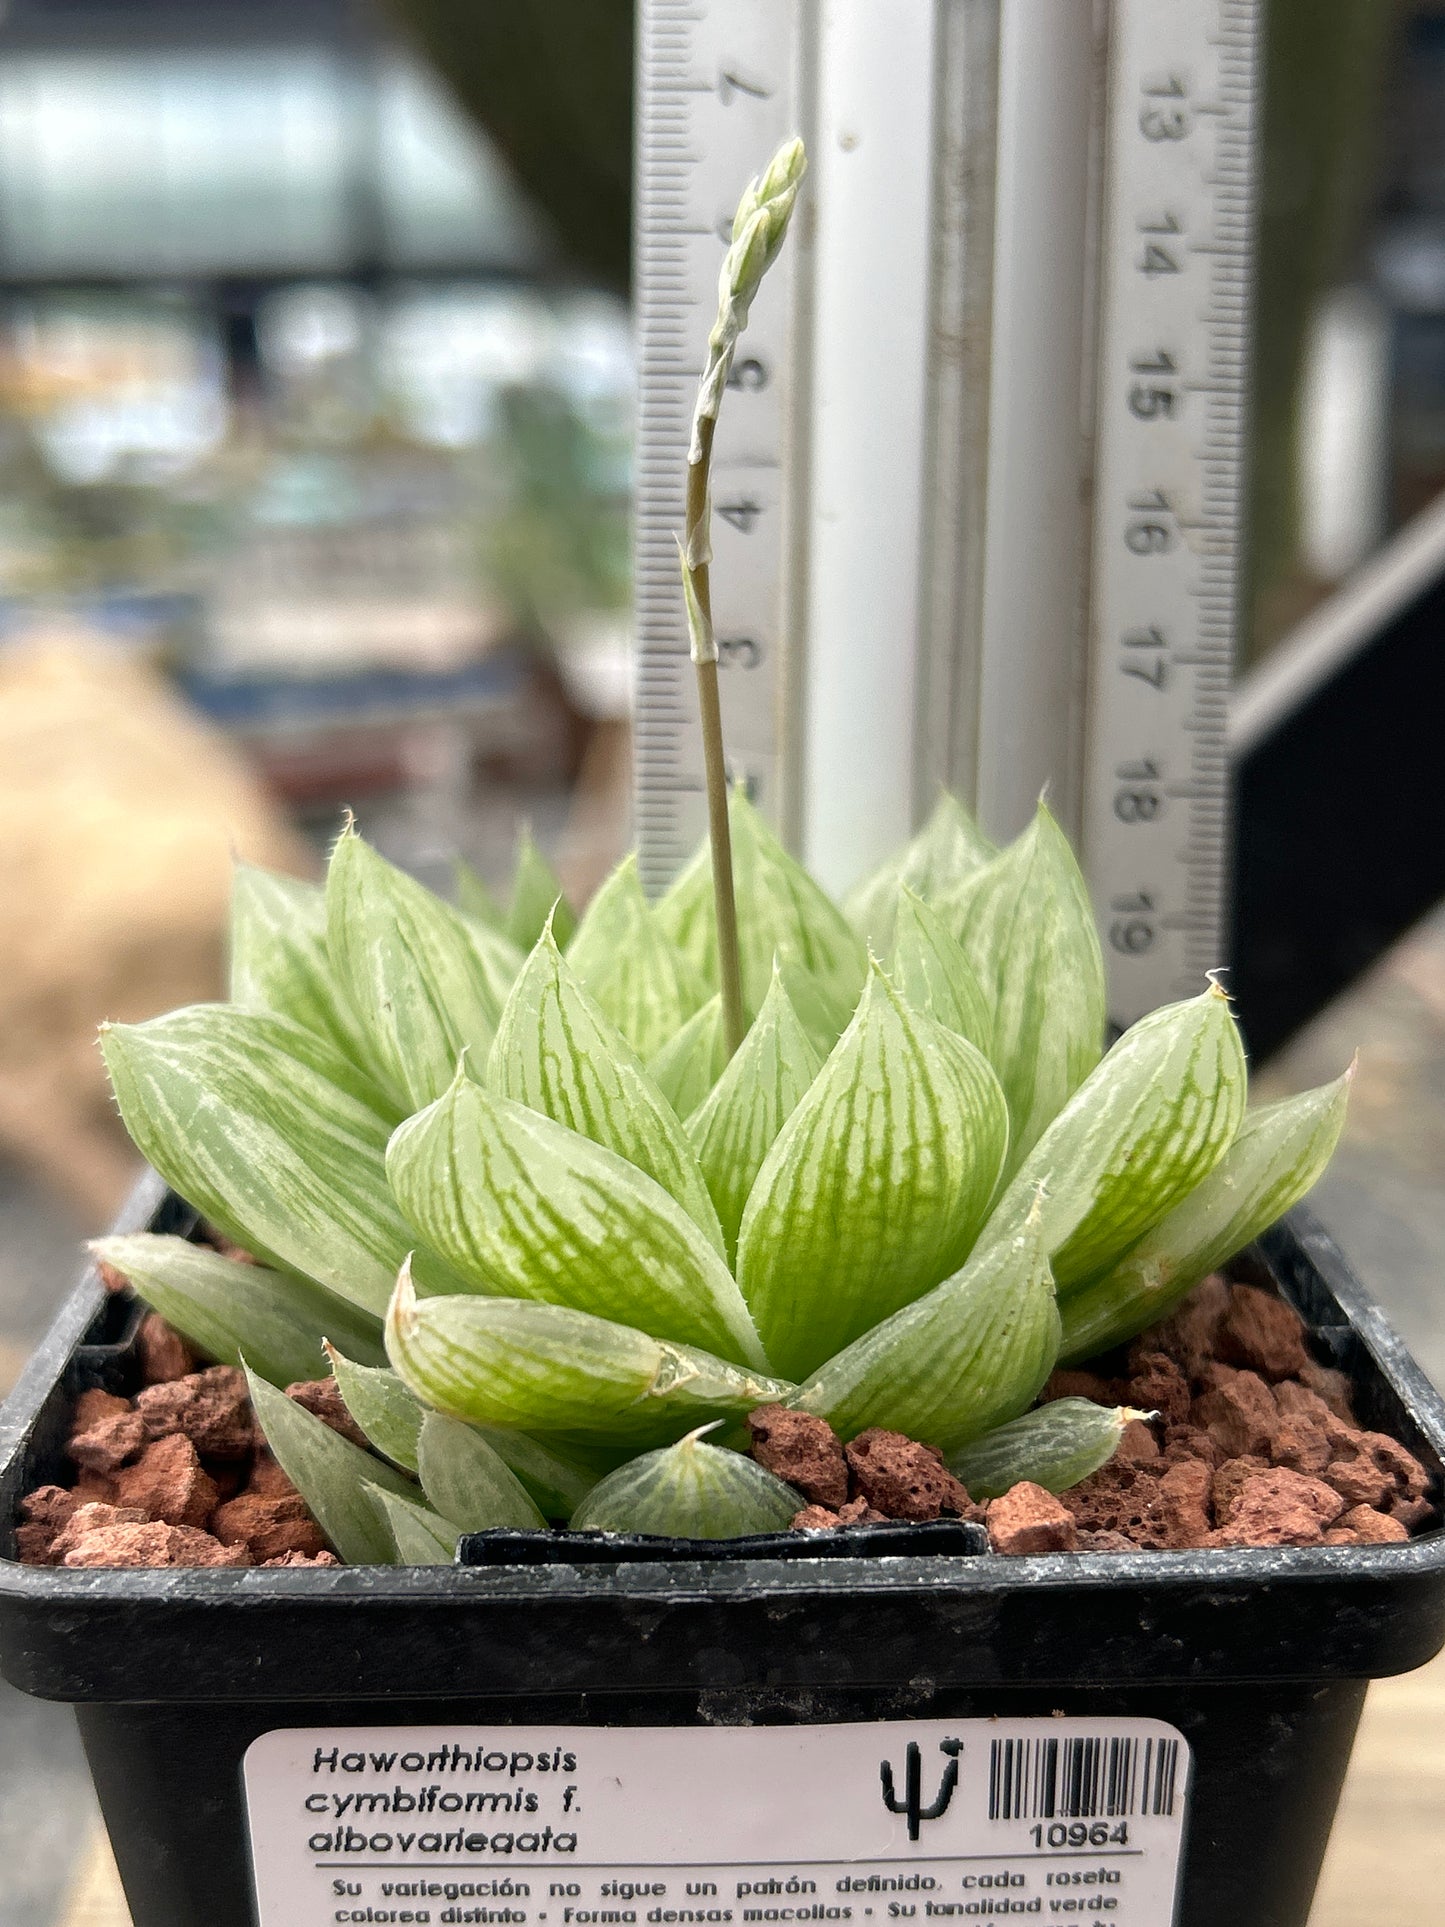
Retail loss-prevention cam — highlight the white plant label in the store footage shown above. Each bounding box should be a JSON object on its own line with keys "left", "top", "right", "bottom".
{"left": 244, "top": 1717, "right": 1190, "bottom": 1926}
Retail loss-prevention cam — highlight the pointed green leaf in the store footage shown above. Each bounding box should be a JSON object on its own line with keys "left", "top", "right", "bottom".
{"left": 944, "top": 802, "right": 1106, "bottom": 1173}
{"left": 245, "top": 1366, "right": 415, "bottom": 1565}
{"left": 570, "top": 1431, "right": 801, "bottom": 1538}
{"left": 326, "top": 1347, "right": 424, "bottom": 1472}
{"left": 385, "top": 1264, "right": 794, "bottom": 1447}
{"left": 455, "top": 857, "right": 506, "bottom": 929}
{"left": 737, "top": 967, "right": 1010, "bottom": 1379}
{"left": 101, "top": 1006, "right": 455, "bottom": 1316}
{"left": 775, "top": 958, "right": 855, "bottom": 1055}
{"left": 326, "top": 825, "right": 507, "bottom": 1113}
{"left": 386, "top": 1073, "right": 766, "bottom": 1366}
{"left": 91, "top": 1234, "right": 385, "bottom": 1387}
{"left": 567, "top": 854, "right": 709, "bottom": 1058}
{"left": 685, "top": 968, "right": 823, "bottom": 1262}
{"left": 648, "top": 995, "right": 728, "bottom": 1117}
{"left": 367, "top": 1484, "right": 459, "bottom": 1564}
{"left": 795, "top": 1213, "right": 1061, "bottom": 1452}
{"left": 1059, "top": 1070, "right": 1351, "bottom": 1362}
{"left": 417, "top": 1413, "right": 548, "bottom": 1531}
{"left": 473, "top": 1429, "right": 601, "bottom": 1518}
{"left": 982, "top": 985, "right": 1248, "bottom": 1293}
{"left": 889, "top": 888, "right": 993, "bottom": 1056}
{"left": 460, "top": 911, "right": 529, "bottom": 1022}
{"left": 844, "top": 790, "right": 997, "bottom": 952}
{"left": 653, "top": 840, "right": 715, "bottom": 979}
{"left": 947, "top": 1399, "right": 1140, "bottom": 1499}
{"left": 229, "top": 863, "right": 368, "bottom": 1065}
{"left": 506, "top": 829, "right": 577, "bottom": 951}
{"left": 656, "top": 795, "right": 866, "bottom": 1020}
{"left": 489, "top": 928, "right": 724, "bottom": 1251}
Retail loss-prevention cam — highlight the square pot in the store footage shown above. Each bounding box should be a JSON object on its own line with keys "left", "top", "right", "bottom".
{"left": 2, "top": 1173, "right": 1443, "bottom": 1927}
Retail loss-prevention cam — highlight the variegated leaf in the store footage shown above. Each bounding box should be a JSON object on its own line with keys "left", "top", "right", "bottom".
{"left": 776, "top": 958, "right": 854, "bottom": 1055}
{"left": 652, "top": 839, "right": 715, "bottom": 981}
{"left": 843, "top": 789, "right": 997, "bottom": 952}
{"left": 229, "top": 863, "right": 366, "bottom": 1065}
{"left": 386, "top": 1072, "right": 766, "bottom": 1366}
{"left": 506, "top": 828, "right": 577, "bottom": 951}
{"left": 890, "top": 888, "right": 993, "bottom": 1056}
{"left": 91, "top": 1233, "right": 385, "bottom": 1388}
{"left": 569, "top": 1430, "right": 800, "bottom": 1537}
{"left": 982, "top": 985, "right": 1247, "bottom": 1293}
{"left": 648, "top": 995, "right": 728, "bottom": 1117}
{"left": 326, "top": 824, "right": 506, "bottom": 1112}
{"left": 326, "top": 1346, "right": 424, "bottom": 1471}
{"left": 657, "top": 794, "right": 866, "bottom": 1020}
{"left": 1059, "top": 1069, "right": 1351, "bottom": 1362}
{"left": 385, "top": 1262, "right": 794, "bottom": 1446}
{"left": 567, "top": 854, "right": 709, "bottom": 1059}
{"left": 367, "top": 1484, "right": 459, "bottom": 1564}
{"left": 101, "top": 1006, "right": 455, "bottom": 1316}
{"left": 685, "top": 967, "right": 823, "bottom": 1262}
{"left": 944, "top": 802, "right": 1106, "bottom": 1173}
{"left": 245, "top": 1366, "right": 416, "bottom": 1565}
{"left": 489, "top": 927, "right": 724, "bottom": 1251}
{"left": 794, "top": 1212, "right": 1060, "bottom": 1452}
{"left": 736, "top": 965, "right": 1011, "bottom": 1379}
{"left": 947, "top": 1399, "right": 1139, "bottom": 1499}
{"left": 416, "top": 1413, "right": 547, "bottom": 1531}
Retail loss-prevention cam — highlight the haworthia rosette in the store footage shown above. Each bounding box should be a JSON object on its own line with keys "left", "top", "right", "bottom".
{"left": 245, "top": 1366, "right": 416, "bottom": 1566}
{"left": 100, "top": 1006, "right": 455, "bottom": 1316}
{"left": 794, "top": 1211, "right": 1060, "bottom": 1453}
{"left": 326, "top": 1346, "right": 425, "bottom": 1472}
{"left": 981, "top": 984, "right": 1247, "bottom": 1293}
{"left": 1059, "top": 1069, "right": 1351, "bottom": 1362}
{"left": 737, "top": 967, "right": 1010, "bottom": 1379}
{"left": 386, "top": 1072, "right": 766, "bottom": 1367}
{"left": 506, "top": 829, "right": 577, "bottom": 951}
{"left": 325, "top": 826, "right": 512, "bottom": 1113}
{"left": 569, "top": 1430, "right": 801, "bottom": 1537}
{"left": 947, "top": 1399, "right": 1143, "bottom": 1499}
{"left": 647, "top": 995, "right": 728, "bottom": 1118}
{"left": 889, "top": 888, "right": 994, "bottom": 1058}
{"left": 91, "top": 1234, "right": 385, "bottom": 1388}
{"left": 567, "top": 854, "right": 710, "bottom": 1060}
{"left": 685, "top": 967, "right": 823, "bottom": 1263}
{"left": 367, "top": 1484, "right": 459, "bottom": 1565}
{"left": 489, "top": 927, "right": 725, "bottom": 1251}
{"left": 943, "top": 802, "right": 1106, "bottom": 1174}
{"left": 385, "top": 1262, "right": 793, "bottom": 1447}
{"left": 844, "top": 790, "right": 997, "bottom": 953}
{"left": 416, "top": 1413, "right": 548, "bottom": 1532}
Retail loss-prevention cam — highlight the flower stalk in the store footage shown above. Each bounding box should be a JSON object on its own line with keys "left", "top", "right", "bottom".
{"left": 680, "top": 136, "right": 807, "bottom": 1056}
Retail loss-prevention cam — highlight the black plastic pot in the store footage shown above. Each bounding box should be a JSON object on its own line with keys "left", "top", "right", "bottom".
{"left": 2, "top": 1174, "right": 1443, "bottom": 1927}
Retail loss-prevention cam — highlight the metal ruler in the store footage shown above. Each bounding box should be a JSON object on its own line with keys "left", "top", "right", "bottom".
{"left": 632, "top": 0, "right": 1261, "bottom": 1029}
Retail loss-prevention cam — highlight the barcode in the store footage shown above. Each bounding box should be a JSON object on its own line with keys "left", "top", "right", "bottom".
{"left": 987, "top": 1736, "right": 1181, "bottom": 1821}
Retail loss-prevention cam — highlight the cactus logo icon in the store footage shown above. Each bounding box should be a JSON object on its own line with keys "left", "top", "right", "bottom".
{"left": 879, "top": 1738, "right": 963, "bottom": 1841}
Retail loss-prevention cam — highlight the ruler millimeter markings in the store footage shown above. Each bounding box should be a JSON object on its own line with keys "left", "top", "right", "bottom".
{"left": 631, "top": 1, "right": 1262, "bottom": 1029}
{"left": 1081, "top": 0, "right": 1261, "bottom": 1026}
{"left": 632, "top": 0, "right": 804, "bottom": 897}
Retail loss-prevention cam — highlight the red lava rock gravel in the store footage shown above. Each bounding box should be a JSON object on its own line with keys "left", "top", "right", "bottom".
{"left": 746, "top": 1406, "right": 849, "bottom": 1508}
{"left": 11, "top": 1263, "right": 1439, "bottom": 1567}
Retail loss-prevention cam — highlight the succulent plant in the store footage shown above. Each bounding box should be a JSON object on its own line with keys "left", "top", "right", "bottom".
{"left": 90, "top": 141, "right": 1350, "bottom": 1558}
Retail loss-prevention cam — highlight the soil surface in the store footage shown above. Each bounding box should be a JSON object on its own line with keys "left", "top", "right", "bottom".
{"left": 764, "top": 1277, "right": 1436, "bottom": 1552}
{"left": 11, "top": 1273, "right": 1437, "bottom": 1564}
